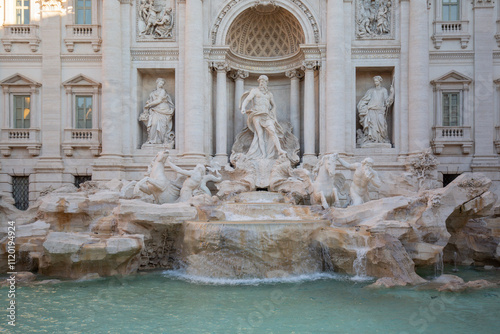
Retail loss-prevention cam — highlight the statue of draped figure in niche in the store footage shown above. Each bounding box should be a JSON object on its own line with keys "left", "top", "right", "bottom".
{"left": 357, "top": 75, "right": 394, "bottom": 147}
{"left": 231, "top": 75, "right": 299, "bottom": 165}
{"left": 139, "top": 78, "right": 175, "bottom": 148}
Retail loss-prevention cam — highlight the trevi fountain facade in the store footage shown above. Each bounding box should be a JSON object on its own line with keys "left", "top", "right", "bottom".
{"left": 1, "top": 1, "right": 500, "bottom": 326}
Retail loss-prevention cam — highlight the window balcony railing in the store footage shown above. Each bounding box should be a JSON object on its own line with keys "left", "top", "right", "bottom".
{"left": 0, "top": 128, "right": 41, "bottom": 156}
{"left": 431, "top": 126, "right": 473, "bottom": 154}
{"left": 1, "top": 24, "right": 40, "bottom": 52}
{"left": 431, "top": 21, "right": 470, "bottom": 49}
{"left": 62, "top": 128, "right": 101, "bottom": 156}
{"left": 64, "top": 24, "right": 102, "bottom": 52}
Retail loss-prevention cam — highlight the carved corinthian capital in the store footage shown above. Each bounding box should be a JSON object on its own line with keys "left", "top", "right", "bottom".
{"left": 229, "top": 70, "right": 249, "bottom": 80}
{"left": 301, "top": 61, "right": 319, "bottom": 71}
{"left": 285, "top": 69, "right": 304, "bottom": 79}
{"left": 212, "top": 61, "right": 230, "bottom": 72}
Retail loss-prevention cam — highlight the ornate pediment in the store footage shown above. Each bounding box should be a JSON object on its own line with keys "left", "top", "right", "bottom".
{"left": 0, "top": 73, "right": 41, "bottom": 87}
{"left": 431, "top": 71, "right": 473, "bottom": 85}
{"left": 62, "top": 74, "right": 101, "bottom": 88}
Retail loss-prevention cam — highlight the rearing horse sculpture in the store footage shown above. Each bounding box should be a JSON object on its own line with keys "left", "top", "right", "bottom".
{"left": 134, "top": 150, "right": 180, "bottom": 204}
{"left": 310, "top": 153, "right": 341, "bottom": 209}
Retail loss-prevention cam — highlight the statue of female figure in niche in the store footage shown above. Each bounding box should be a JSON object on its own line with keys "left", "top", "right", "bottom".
{"left": 357, "top": 75, "right": 394, "bottom": 146}
{"left": 140, "top": 78, "right": 175, "bottom": 147}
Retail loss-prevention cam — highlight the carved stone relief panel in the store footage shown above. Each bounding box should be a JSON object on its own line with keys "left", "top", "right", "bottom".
{"left": 355, "top": 0, "right": 394, "bottom": 40}
{"left": 137, "top": 0, "right": 175, "bottom": 41}
{"left": 37, "top": 0, "right": 64, "bottom": 11}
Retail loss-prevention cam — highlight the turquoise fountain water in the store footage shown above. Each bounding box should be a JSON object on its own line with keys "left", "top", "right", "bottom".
{"left": 2, "top": 268, "right": 499, "bottom": 334}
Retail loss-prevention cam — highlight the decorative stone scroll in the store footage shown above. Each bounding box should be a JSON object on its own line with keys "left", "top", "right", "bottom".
{"left": 355, "top": 0, "right": 393, "bottom": 39}
{"left": 137, "top": 0, "right": 174, "bottom": 40}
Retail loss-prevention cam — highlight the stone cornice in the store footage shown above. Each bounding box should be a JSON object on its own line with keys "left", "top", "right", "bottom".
{"left": 61, "top": 55, "right": 102, "bottom": 62}
{"left": 0, "top": 55, "right": 42, "bottom": 62}
{"left": 130, "top": 48, "right": 179, "bottom": 61}
{"left": 429, "top": 52, "right": 474, "bottom": 61}
{"left": 351, "top": 47, "right": 400, "bottom": 59}
{"left": 224, "top": 50, "right": 305, "bottom": 74}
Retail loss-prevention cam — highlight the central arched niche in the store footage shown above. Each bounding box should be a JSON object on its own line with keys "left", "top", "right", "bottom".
{"left": 219, "top": 5, "right": 314, "bottom": 157}
{"left": 226, "top": 6, "right": 305, "bottom": 59}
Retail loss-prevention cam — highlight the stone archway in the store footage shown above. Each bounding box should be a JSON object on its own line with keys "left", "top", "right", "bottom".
{"left": 209, "top": 1, "right": 322, "bottom": 164}
{"left": 211, "top": 0, "right": 320, "bottom": 47}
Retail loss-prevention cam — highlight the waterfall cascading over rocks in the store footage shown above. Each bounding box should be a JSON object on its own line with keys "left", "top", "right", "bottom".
{"left": 0, "top": 171, "right": 498, "bottom": 288}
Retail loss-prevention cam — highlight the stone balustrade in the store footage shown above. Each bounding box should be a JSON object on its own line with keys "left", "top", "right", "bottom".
{"left": 1, "top": 24, "right": 40, "bottom": 52}
{"left": 64, "top": 24, "right": 102, "bottom": 52}
{"left": 431, "top": 126, "right": 473, "bottom": 155}
{"left": 431, "top": 20, "right": 470, "bottom": 49}
{"left": 0, "top": 128, "right": 41, "bottom": 156}
{"left": 62, "top": 128, "right": 101, "bottom": 156}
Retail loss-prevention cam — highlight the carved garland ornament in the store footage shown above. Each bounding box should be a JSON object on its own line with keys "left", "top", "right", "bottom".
{"left": 211, "top": 0, "right": 320, "bottom": 45}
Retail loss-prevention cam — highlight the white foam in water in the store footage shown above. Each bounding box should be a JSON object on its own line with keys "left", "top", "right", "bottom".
{"left": 162, "top": 270, "right": 353, "bottom": 286}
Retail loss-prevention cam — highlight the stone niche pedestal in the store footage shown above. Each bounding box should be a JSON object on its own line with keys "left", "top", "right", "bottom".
{"left": 140, "top": 143, "right": 174, "bottom": 153}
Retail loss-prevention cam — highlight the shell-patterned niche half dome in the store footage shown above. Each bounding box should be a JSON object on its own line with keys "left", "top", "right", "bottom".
{"left": 226, "top": 7, "right": 305, "bottom": 59}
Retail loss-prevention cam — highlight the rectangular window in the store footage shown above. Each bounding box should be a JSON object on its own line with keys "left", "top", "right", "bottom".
{"left": 443, "top": 0, "right": 459, "bottom": 21}
{"left": 14, "top": 95, "right": 31, "bottom": 129}
{"left": 76, "top": 0, "right": 92, "bottom": 25}
{"left": 442, "top": 92, "right": 460, "bottom": 126}
{"left": 76, "top": 96, "right": 93, "bottom": 129}
{"left": 12, "top": 176, "right": 29, "bottom": 211}
{"left": 15, "top": 0, "right": 30, "bottom": 24}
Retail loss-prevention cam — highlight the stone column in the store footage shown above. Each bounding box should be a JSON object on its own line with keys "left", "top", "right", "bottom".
{"left": 325, "top": 0, "right": 345, "bottom": 154}
{"left": 121, "top": 1, "right": 133, "bottom": 158}
{"left": 183, "top": 0, "right": 205, "bottom": 160}
{"left": 472, "top": 0, "right": 496, "bottom": 166}
{"left": 33, "top": 2, "right": 64, "bottom": 199}
{"left": 285, "top": 69, "right": 303, "bottom": 141}
{"left": 408, "top": 0, "right": 429, "bottom": 152}
{"left": 38, "top": 4, "right": 62, "bottom": 159}
{"left": 214, "top": 62, "right": 229, "bottom": 164}
{"left": 230, "top": 70, "right": 249, "bottom": 138}
{"left": 99, "top": 0, "right": 122, "bottom": 158}
{"left": 302, "top": 61, "right": 317, "bottom": 160}
{"left": 398, "top": 0, "right": 410, "bottom": 159}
